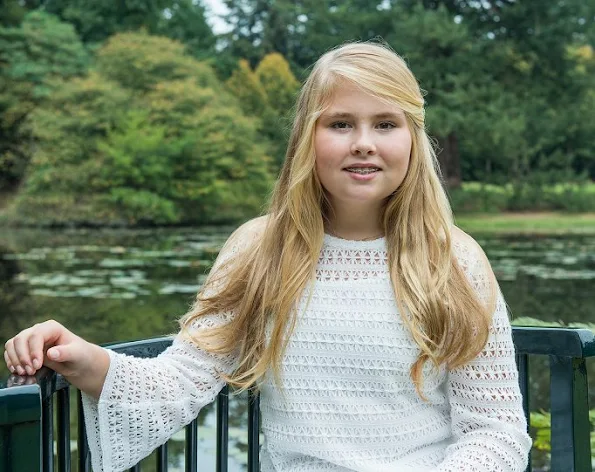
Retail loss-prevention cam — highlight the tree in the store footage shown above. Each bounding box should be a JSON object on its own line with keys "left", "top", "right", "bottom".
{"left": 255, "top": 52, "right": 299, "bottom": 115}
{"left": 40, "top": 0, "right": 216, "bottom": 58}
{"left": 226, "top": 55, "right": 298, "bottom": 168}
{"left": 41, "top": 0, "right": 172, "bottom": 43}
{"left": 0, "top": 11, "right": 89, "bottom": 190}
{"left": 220, "top": 0, "right": 392, "bottom": 73}
{"left": 154, "top": 0, "right": 216, "bottom": 59}
{"left": 403, "top": 0, "right": 595, "bottom": 183}
{"left": 10, "top": 32, "right": 274, "bottom": 226}
{"left": 0, "top": 0, "right": 44, "bottom": 27}
{"left": 226, "top": 59, "right": 269, "bottom": 116}
{"left": 95, "top": 30, "right": 220, "bottom": 93}
{"left": 382, "top": 5, "right": 481, "bottom": 188}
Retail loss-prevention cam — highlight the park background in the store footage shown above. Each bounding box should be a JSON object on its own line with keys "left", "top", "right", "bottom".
{"left": 0, "top": 0, "right": 594, "bottom": 470}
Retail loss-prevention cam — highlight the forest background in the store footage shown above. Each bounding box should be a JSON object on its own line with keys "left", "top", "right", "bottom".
{"left": 1, "top": 0, "right": 595, "bottom": 227}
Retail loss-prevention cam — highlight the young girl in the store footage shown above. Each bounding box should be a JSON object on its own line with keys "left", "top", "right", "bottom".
{"left": 3, "top": 42, "right": 532, "bottom": 471}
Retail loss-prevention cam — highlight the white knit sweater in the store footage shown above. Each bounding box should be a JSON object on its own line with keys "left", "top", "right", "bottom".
{"left": 82, "top": 219, "right": 532, "bottom": 471}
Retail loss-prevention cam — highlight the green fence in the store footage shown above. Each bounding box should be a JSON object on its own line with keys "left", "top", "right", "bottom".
{"left": 0, "top": 327, "right": 593, "bottom": 472}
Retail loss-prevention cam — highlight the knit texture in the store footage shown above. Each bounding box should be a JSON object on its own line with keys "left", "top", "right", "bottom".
{"left": 82, "top": 221, "right": 532, "bottom": 472}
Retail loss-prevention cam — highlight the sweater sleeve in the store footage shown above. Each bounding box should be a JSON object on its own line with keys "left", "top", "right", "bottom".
{"left": 81, "top": 216, "right": 266, "bottom": 472}
{"left": 81, "top": 323, "right": 237, "bottom": 472}
{"left": 432, "top": 236, "right": 532, "bottom": 472}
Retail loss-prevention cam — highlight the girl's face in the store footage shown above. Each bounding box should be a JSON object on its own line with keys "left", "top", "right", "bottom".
{"left": 314, "top": 82, "right": 412, "bottom": 213}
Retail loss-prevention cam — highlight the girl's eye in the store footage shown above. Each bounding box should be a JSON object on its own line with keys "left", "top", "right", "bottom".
{"left": 330, "top": 121, "right": 351, "bottom": 129}
{"left": 377, "top": 121, "right": 396, "bottom": 130}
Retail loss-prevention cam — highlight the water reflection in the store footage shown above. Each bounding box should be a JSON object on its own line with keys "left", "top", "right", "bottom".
{"left": 480, "top": 235, "right": 595, "bottom": 325}
{"left": 0, "top": 244, "right": 35, "bottom": 344}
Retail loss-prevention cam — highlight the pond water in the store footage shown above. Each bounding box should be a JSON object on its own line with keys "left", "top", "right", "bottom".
{"left": 0, "top": 227, "right": 593, "bottom": 471}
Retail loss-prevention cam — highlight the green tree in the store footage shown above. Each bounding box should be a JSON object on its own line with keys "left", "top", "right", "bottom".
{"left": 41, "top": 0, "right": 172, "bottom": 43}
{"left": 255, "top": 52, "right": 299, "bottom": 115}
{"left": 0, "top": 0, "right": 44, "bottom": 26}
{"left": 154, "top": 0, "right": 216, "bottom": 59}
{"left": 0, "top": 11, "right": 89, "bottom": 190}
{"left": 401, "top": 0, "right": 595, "bottom": 183}
{"left": 221, "top": 0, "right": 391, "bottom": 73}
{"left": 95, "top": 30, "right": 220, "bottom": 93}
{"left": 226, "top": 59, "right": 269, "bottom": 116}
{"left": 40, "top": 0, "right": 216, "bottom": 58}
{"left": 10, "top": 33, "right": 274, "bottom": 226}
{"left": 226, "top": 56, "right": 295, "bottom": 168}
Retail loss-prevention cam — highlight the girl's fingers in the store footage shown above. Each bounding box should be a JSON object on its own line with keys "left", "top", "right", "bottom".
{"left": 4, "top": 338, "right": 21, "bottom": 374}
{"left": 27, "top": 333, "right": 45, "bottom": 370}
{"left": 12, "top": 333, "right": 35, "bottom": 375}
{"left": 4, "top": 349, "right": 15, "bottom": 373}
{"left": 3, "top": 321, "right": 69, "bottom": 376}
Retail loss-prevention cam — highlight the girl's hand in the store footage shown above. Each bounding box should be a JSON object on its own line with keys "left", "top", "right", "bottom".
{"left": 3, "top": 320, "right": 110, "bottom": 398}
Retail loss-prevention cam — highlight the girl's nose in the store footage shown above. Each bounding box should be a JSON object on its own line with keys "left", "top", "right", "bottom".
{"left": 350, "top": 136, "right": 377, "bottom": 155}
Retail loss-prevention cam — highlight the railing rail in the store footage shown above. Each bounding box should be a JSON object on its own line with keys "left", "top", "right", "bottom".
{"left": 1, "top": 326, "right": 593, "bottom": 472}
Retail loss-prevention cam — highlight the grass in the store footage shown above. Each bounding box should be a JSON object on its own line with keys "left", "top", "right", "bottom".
{"left": 456, "top": 212, "right": 595, "bottom": 235}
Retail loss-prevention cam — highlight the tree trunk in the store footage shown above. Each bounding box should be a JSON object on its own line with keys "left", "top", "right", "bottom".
{"left": 436, "top": 132, "right": 462, "bottom": 189}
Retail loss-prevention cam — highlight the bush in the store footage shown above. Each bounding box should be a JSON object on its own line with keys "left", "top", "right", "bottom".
{"left": 544, "top": 183, "right": 595, "bottom": 212}
{"left": 449, "top": 183, "right": 509, "bottom": 213}
{"left": 5, "top": 193, "right": 125, "bottom": 227}
{"left": 450, "top": 182, "right": 595, "bottom": 213}
{"left": 530, "top": 409, "right": 595, "bottom": 466}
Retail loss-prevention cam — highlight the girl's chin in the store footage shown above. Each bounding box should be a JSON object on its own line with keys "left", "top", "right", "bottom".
{"left": 326, "top": 194, "right": 391, "bottom": 208}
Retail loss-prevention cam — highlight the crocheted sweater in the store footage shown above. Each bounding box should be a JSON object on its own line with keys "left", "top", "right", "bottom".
{"left": 82, "top": 218, "right": 532, "bottom": 472}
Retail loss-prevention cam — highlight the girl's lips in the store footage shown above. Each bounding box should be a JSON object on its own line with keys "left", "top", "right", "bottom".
{"left": 343, "top": 165, "right": 381, "bottom": 170}
{"left": 343, "top": 169, "right": 380, "bottom": 181}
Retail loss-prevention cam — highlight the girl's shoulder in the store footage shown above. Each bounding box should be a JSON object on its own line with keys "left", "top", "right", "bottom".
{"left": 208, "top": 216, "right": 270, "bottom": 278}
{"left": 228, "top": 215, "right": 269, "bottom": 245}
{"left": 217, "top": 215, "right": 270, "bottom": 260}
{"left": 450, "top": 225, "right": 491, "bottom": 277}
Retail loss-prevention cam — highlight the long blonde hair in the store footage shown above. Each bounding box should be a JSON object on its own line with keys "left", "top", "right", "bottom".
{"left": 180, "top": 42, "right": 494, "bottom": 397}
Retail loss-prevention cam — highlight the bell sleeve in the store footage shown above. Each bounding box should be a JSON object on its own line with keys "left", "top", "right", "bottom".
{"left": 81, "top": 320, "right": 238, "bottom": 472}
{"left": 432, "top": 237, "right": 533, "bottom": 471}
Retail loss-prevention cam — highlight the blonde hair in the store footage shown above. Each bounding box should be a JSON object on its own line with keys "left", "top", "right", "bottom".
{"left": 180, "top": 41, "right": 494, "bottom": 398}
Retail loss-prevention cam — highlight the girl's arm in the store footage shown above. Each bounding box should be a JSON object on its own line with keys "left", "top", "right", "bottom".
{"left": 81, "top": 318, "right": 238, "bottom": 472}
{"left": 82, "top": 217, "right": 266, "bottom": 471}
{"left": 432, "top": 232, "right": 532, "bottom": 472}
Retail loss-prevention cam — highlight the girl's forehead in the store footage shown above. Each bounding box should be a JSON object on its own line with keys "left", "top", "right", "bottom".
{"left": 320, "top": 83, "right": 405, "bottom": 115}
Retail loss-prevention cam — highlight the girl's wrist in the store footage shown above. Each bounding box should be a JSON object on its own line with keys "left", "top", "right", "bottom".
{"left": 66, "top": 343, "right": 111, "bottom": 399}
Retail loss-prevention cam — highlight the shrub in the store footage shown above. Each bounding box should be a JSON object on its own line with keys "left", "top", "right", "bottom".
{"left": 450, "top": 181, "right": 595, "bottom": 213}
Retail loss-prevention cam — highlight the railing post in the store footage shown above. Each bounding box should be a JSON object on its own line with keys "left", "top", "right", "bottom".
{"left": 185, "top": 419, "right": 198, "bottom": 472}
{"left": 216, "top": 386, "right": 229, "bottom": 472}
{"left": 77, "top": 392, "right": 91, "bottom": 472}
{"left": 0, "top": 382, "right": 43, "bottom": 472}
{"left": 516, "top": 353, "right": 531, "bottom": 472}
{"left": 550, "top": 355, "right": 592, "bottom": 472}
{"left": 247, "top": 389, "right": 260, "bottom": 472}
{"left": 56, "top": 388, "right": 71, "bottom": 472}
{"left": 42, "top": 392, "right": 54, "bottom": 472}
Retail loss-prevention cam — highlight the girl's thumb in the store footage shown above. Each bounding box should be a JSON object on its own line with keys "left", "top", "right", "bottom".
{"left": 47, "top": 346, "right": 70, "bottom": 362}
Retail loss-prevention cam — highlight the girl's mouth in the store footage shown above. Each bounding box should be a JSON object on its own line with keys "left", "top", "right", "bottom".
{"left": 344, "top": 167, "right": 380, "bottom": 175}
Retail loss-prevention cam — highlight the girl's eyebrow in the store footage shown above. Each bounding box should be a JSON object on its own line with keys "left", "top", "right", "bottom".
{"left": 322, "top": 111, "right": 404, "bottom": 120}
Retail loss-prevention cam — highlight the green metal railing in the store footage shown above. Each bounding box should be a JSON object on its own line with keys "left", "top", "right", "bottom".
{"left": 0, "top": 327, "right": 593, "bottom": 472}
{"left": 513, "top": 327, "right": 594, "bottom": 472}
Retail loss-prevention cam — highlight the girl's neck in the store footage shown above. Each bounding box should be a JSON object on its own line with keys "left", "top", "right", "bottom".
{"left": 325, "top": 202, "right": 384, "bottom": 241}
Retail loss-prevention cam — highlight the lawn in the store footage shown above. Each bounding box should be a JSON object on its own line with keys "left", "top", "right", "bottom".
{"left": 456, "top": 212, "right": 595, "bottom": 235}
